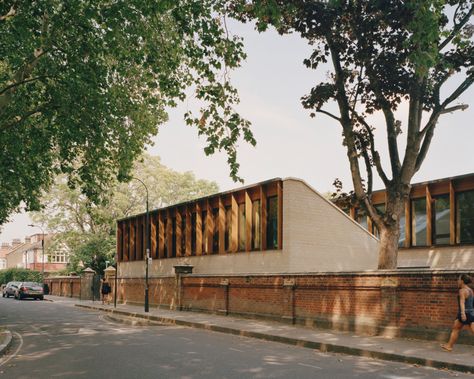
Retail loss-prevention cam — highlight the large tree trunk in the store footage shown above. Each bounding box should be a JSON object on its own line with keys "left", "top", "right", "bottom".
{"left": 377, "top": 223, "right": 400, "bottom": 269}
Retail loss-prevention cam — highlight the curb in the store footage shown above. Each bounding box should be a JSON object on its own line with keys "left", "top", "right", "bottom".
{"left": 75, "top": 304, "right": 474, "bottom": 374}
{"left": 0, "top": 330, "right": 13, "bottom": 357}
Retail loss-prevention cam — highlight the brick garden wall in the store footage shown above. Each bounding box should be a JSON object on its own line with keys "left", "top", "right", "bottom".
{"left": 46, "top": 270, "right": 474, "bottom": 343}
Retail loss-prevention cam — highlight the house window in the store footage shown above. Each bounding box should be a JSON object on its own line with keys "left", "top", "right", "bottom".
{"left": 171, "top": 217, "right": 177, "bottom": 258}
{"left": 252, "top": 200, "right": 261, "bottom": 250}
{"left": 456, "top": 190, "right": 474, "bottom": 244}
{"left": 398, "top": 213, "right": 406, "bottom": 247}
{"left": 202, "top": 210, "right": 207, "bottom": 254}
{"left": 411, "top": 198, "right": 427, "bottom": 246}
{"left": 433, "top": 195, "right": 450, "bottom": 245}
{"left": 50, "top": 251, "right": 68, "bottom": 263}
{"left": 225, "top": 206, "right": 232, "bottom": 251}
{"left": 372, "top": 204, "right": 385, "bottom": 238}
{"left": 191, "top": 213, "right": 196, "bottom": 254}
{"left": 238, "top": 203, "right": 246, "bottom": 251}
{"left": 212, "top": 208, "right": 219, "bottom": 253}
{"left": 266, "top": 196, "right": 278, "bottom": 249}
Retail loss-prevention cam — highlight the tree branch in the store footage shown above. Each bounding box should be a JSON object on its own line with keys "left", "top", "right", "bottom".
{"left": 316, "top": 109, "right": 341, "bottom": 122}
{"left": 0, "top": 76, "right": 47, "bottom": 96}
{"left": 439, "top": 5, "right": 474, "bottom": 51}
{"left": 439, "top": 104, "right": 469, "bottom": 114}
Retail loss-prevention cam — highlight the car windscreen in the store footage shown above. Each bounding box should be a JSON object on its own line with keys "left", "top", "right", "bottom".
{"left": 22, "top": 282, "right": 40, "bottom": 287}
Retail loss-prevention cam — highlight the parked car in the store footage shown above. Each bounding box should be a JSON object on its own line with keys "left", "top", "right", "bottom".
{"left": 14, "top": 282, "right": 44, "bottom": 300}
{"left": 2, "top": 281, "right": 20, "bottom": 298}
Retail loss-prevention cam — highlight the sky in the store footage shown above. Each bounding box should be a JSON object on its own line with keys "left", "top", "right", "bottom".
{"left": 1, "top": 19, "right": 473, "bottom": 244}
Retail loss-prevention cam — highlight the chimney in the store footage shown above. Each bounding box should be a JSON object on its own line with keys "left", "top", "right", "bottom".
{"left": 24, "top": 237, "right": 31, "bottom": 244}
{"left": 1, "top": 242, "right": 10, "bottom": 249}
{"left": 12, "top": 238, "right": 22, "bottom": 246}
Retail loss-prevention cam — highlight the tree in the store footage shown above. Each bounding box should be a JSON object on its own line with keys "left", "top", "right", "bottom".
{"left": 233, "top": 0, "right": 474, "bottom": 268}
{"left": 31, "top": 154, "right": 219, "bottom": 274}
{"left": 0, "top": 1, "right": 254, "bottom": 225}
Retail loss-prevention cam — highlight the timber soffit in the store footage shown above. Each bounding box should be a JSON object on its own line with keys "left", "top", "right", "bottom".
{"left": 117, "top": 177, "right": 283, "bottom": 223}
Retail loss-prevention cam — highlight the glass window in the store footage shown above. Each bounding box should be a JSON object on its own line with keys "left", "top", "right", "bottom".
{"left": 457, "top": 190, "right": 474, "bottom": 244}
{"left": 433, "top": 195, "right": 450, "bottom": 245}
{"left": 398, "top": 213, "right": 406, "bottom": 247}
{"left": 238, "top": 203, "right": 246, "bottom": 251}
{"left": 411, "top": 198, "right": 427, "bottom": 246}
{"left": 252, "top": 200, "right": 261, "bottom": 250}
{"left": 356, "top": 208, "right": 368, "bottom": 230}
{"left": 212, "top": 208, "right": 219, "bottom": 253}
{"left": 267, "top": 196, "right": 278, "bottom": 249}
{"left": 163, "top": 218, "right": 168, "bottom": 257}
{"left": 171, "top": 217, "right": 177, "bottom": 258}
{"left": 191, "top": 213, "right": 196, "bottom": 254}
{"left": 202, "top": 210, "right": 207, "bottom": 254}
{"left": 225, "top": 206, "right": 231, "bottom": 251}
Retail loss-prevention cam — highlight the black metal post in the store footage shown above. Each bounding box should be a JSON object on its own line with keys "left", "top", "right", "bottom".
{"left": 114, "top": 261, "right": 118, "bottom": 308}
{"left": 133, "top": 178, "right": 150, "bottom": 313}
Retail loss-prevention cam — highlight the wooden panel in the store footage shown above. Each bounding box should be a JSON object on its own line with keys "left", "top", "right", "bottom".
{"left": 429, "top": 181, "right": 450, "bottom": 196}
{"left": 196, "top": 203, "right": 202, "bottom": 256}
{"left": 450, "top": 180, "right": 455, "bottom": 245}
{"left": 410, "top": 185, "right": 426, "bottom": 199}
{"left": 260, "top": 186, "right": 267, "bottom": 251}
{"left": 158, "top": 212, "right": 165, "bottom": 259}
{"left": 371, "top": 191, "right": 386, "bottom": 205}
{"left": 185, "top": 206, "right": 192, "bottom": 256}
{"left": 176, "top": 209, "right": 182, "bottom": 257}
{"left": 231, "top": 194, "right": 238, "bottom": 253}
{"left": 349, "top": 207, "right": 356, "bottom": 220}
{"left": 404, "top": 199, "right": 411, "bottom": 248}
{"left": 453, "top": 176, "right": 474, "bottom": 192}
{"left": 218, "top": 197, "right": 225, "bottom": 254}
{"left": 206, "top": 200, "right": 213, "bottom": 254}
{"left": 426, "top": 185, "right": 432, "bottom": 246}
{"left": 245, "top": 191, "right": 252, "bottom": 252}
{"left": 166, "top": 210, "right": 172, "bottom": 258}
{"left": 277, "top": 181, "right": 283, "bottom": 249}
{"left": 150, "top": 214, "right": 157, "bottom": 259}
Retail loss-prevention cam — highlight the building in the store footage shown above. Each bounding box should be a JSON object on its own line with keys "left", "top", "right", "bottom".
{"left": 343, "top": 172, "right": 474, "bottom": 269}
{"left": 116, "top": 178, "right": 379, "bottom": 278}
{"left": 5, "top": 234, "right": 69, "bottom": 273}
{"left": 0, "top": 242, "right": 9, "bottom": 270}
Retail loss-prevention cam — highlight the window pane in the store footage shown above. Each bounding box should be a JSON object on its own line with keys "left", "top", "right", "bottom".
{"left": 171, "top": 217, "right": 177, "bottom": 258}
{"left": 457, "top": 191, "right": 474, "bottom": 244}
{"left": 434, "top": 195, "right": 450, "bottom": 245}
{"left": 398, "top": 213, "right": 406, "bottom": 247}
{"left": 202, "top": 211, "right": 207, "bottom": 254}
{"left": 252, "top": 200, "right": 261, "bottom": 250}
{"left": 225, "top": 206, "right": 231, "bottom": 251}
{"left": 356, "top": 208, "right": 368, "bottom": 230}
{"left": 238, "top": 203, "right": 246, "bottom": 251}
{"left": 411, "top": 198, "right": 427, "bottom": 246}
{"left": 266, "top": 196, "right": 278, "bottom": 249}
{"left": 191, "top": 213, "right": 196, "bottom": 254}
{"left": 181, "top": 215, "right": 186, "bottom": 254}
{"left": 212, "top": 208, "right": 219, "bottom": 253}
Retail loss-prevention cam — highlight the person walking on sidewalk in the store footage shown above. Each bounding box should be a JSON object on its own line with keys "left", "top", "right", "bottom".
{"left": 101, "top": 278, "right": 111, "bottom": 305}
{"left": 441, "top": 274, "right": 474, "bottom": 351}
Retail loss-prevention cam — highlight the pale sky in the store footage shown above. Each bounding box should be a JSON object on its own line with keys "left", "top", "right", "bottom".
{"left": 2, "top": 20, "right": 473, "bottom": 244}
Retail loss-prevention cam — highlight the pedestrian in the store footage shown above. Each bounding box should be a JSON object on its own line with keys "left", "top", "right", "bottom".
{"left": 101, "top": 278, "right": 111, "bottom": 305}
{"left": 441, "top": 274, "right": 474, "bottom": 351}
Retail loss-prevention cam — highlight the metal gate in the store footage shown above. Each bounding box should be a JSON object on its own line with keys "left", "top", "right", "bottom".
{"left": 91, "top": 275, "right": 101, "bottom": 302}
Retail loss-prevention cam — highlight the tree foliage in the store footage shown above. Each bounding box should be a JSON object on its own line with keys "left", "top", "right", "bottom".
{"left": 31, "top": 154, "right": 219, "bottom": 274}
{"left": 232, "top": 0, "right": 474, "bottom": 268}
{"left": 0, "top": 0, "right": 254, "bottom": 225}
{"left": 0, "top": 268, "right": 43, "bottom": 285}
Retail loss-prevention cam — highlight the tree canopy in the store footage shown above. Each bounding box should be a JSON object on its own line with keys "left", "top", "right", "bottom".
{"left": 32, "top": 154, "right": 219, "bottom": 274}
{"left": 0, "top": 0, "right": 254, "bottom": 225}
{"left": 232, "top": 0, "right": 474, "bottom": 268}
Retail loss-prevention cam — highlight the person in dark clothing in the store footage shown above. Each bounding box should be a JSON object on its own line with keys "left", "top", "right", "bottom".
{"left": 101, "top": 278, "right": 111, "bottom": 305}
{"left": 441, "top": 274, "right": 474, "bottom": 351}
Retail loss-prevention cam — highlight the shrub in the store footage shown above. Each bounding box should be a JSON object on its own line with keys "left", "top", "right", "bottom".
{"left": 0, "top": 268, "right": 43, "bottom": 284}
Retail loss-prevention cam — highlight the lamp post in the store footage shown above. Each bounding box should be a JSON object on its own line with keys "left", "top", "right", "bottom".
{"left": 132, "top": 177, "right": 150, "bottom": 313}
{"left": 28, "top": 224, "right": 45, "bottom": 280}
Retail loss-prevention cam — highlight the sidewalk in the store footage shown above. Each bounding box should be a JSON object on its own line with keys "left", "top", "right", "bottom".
{"left": 48, "top": 295, "right": 474, "bottom": 374}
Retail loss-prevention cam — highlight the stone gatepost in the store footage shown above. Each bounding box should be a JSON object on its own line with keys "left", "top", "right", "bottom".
{"left": 174, "top": 265, "right": 193, "bottom": 311}
{"left": 80, "top": 267, "right": 96, "bottom": 300}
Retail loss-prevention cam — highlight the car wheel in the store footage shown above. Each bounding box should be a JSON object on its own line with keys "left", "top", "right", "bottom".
{"left": 2, "top": 293, "right": 4, "bottom": 298}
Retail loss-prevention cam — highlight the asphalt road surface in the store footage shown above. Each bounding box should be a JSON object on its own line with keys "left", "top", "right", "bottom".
{"left": 0, "top": 297, "right": 472, "bottom": 379}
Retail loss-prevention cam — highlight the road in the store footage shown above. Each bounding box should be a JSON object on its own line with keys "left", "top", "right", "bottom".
{"left": 0, "top": 297, "right": 471, "bottom": 379}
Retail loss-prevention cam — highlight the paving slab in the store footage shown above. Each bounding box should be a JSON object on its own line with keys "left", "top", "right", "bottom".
{"left": 47, "top": 295, "right": 474, "bottom": 374}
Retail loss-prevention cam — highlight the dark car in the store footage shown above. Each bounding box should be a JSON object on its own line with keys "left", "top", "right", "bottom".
{"left": 2, "top": 281, "right": 20, "bottom": 298}
{"left": 14, "top": 282, "right": 44, "bottom": 300}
